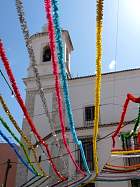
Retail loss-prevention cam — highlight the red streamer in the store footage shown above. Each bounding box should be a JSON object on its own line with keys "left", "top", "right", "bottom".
{"left": 112, "top": 93, "right": 140, "bottom": 147}
{"left": 106, "top": 163, "right": 140, "bottom": 169}
{"left": 44, "top": 0, "right": 85, "bottom": 176}
{"left": 0, "top": 40, "right": 65, "bottom": 180}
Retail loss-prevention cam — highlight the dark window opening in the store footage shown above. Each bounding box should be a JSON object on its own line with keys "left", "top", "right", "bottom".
{"left": 131, "top": 180, "right": 140, "bottom": 187}
{"left": 85, "top": 106, "right": 95, "bottom": 125}
{"left": 42, "top": 46, "right": 51, "bottom": 62}
{"left": 38, "top": 155, "right": 41, "bottom": 163}
{"left": 78, "top": 138, "right": 94, "bottom": 171}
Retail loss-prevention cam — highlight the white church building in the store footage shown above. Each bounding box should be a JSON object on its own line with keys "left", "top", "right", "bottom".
{"left": 16, "top": 28, "right": 140, "bottom": 187}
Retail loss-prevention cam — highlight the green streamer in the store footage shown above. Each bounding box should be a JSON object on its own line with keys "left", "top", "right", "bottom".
{"left": 0, "top": 116, "right": 39, "bottom": 175}
{"left": 121, "top": 104, "right": 140, "bottom": 140}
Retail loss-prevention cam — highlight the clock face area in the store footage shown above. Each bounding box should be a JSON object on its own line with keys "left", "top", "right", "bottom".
{"left": 42, "top": 45, "right": 51, "bottom": 62}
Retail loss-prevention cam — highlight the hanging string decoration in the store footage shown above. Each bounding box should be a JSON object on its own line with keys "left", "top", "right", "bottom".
{"left": 51, "top": 0, "right": 90, "bottom": 175}
{"left": 93, "top": 0, "right": 104, "bottom": 176}
{"left": 15, "top": 0, "right": 68, "bottom": 176}
{"left": 44, "top": 0, "right": 85, "bottom": 176}
{"left": 112, "top": 93, "right": 140, "bottom": 148}
{"left": 0, "top": 95, "right": 47, "bottom": 176}
{"left": 121, "top": 104, "right": 140, "bottom": 140}
{"left": 0, "top": 128, "right": 37, "bottom": 175}
{"left": 0, "top": 115, "right": 39, "bottom": 175}
{"left": 15, "top": 0, "right": 59, "bottom": 142}
{"left": 0, "top": 39, "right": 65, "bottom": 181}
{"left": 96, "top": 94, "right": 140, "bottom": 181}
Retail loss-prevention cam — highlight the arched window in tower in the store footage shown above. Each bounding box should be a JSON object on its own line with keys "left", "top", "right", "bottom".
{"left": 42, "top": 45, "right": 51, "bottom": 62}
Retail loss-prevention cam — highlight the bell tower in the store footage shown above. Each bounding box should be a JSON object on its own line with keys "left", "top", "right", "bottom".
{"left": 27, "top": 26, "right": 73, "bottom": 78}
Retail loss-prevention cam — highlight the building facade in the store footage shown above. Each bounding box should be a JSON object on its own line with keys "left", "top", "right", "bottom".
{"left": 16, "top": 28, "right": 140, "bottom": 187}
{"left": 0, "top": 143, "right": 18, "bottom": 187}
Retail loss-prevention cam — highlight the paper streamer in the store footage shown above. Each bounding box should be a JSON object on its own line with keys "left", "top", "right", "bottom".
{"left": 44, "top": 0, "right": 85, "bottom": 176}
{"left": 112, "top": 149, "right": 140, "bottom": 154}
{"left": 0, "top": 39, "right": 65, "bottom": 180}
{"left": 0, "top": 116, "right": 39, "bottom": 175}
{"left": 44, "top": 0, "right": 85, "bottom": 175}
{"left": 0, "top": 95, "right": 46, "bottom": 176}
{"left": 0, "top": 127, "right": 37, "bottom": 175}
{"left": 93, "top": 0, "right": 104, "bottom": 176}
{"left": 15, "top": 0, "right": 68, "bottom": 175}
{"left": 112, "top": 93, "right": 140, "bottom": 147}
{"left": 106, "top": 163, "right": 140, "bottom": 169}
{"left": 121, "top": 105, "right": 140, "bottom": 140}
{"left": 51, "top": 0, "right": 90, "bottom": 175}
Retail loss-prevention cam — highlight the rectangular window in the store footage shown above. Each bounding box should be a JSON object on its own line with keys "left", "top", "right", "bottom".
{"left": 78, "top": 138, "right": 94, "bottom": 171}
{"left": 85, "top": 106, "right": 95, "bottom": 125}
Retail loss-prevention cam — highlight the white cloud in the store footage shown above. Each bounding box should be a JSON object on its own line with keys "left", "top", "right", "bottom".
{"left": 109, "top": 60, "right": 116, "bottom": 70}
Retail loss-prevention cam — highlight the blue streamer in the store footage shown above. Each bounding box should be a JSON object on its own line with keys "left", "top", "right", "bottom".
{"left": 0, "top": 129, "right": 37, "bottom": 176}
{"left": 51, "top": 0, "right": 90, "bottom": 174}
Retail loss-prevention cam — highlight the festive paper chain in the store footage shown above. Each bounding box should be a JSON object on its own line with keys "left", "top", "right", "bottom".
{"left": 51, "top": 0, "right": 90, "bottom": 175}
{"left": 44, "top": 0, "right": 85, "bottom": 176}
{"left": 15, "top": 0, "right": 60, "bottom": 144}
{"left": 112, "top": 93, "right": 140, "bottom": 148}
{"left": 0, "top": 127, "right": 37, "bottom": 175}
{"left": 0, "top": 40, "right": 65, "bottom": 180}
{"left": 112, "top": 149, "right": 140, "bottom": 154}
{"left": 15, "top": 0, "right": 68, "bottom": 175}
{"left": 121, "top": 104, "right": 140, "bottom": 140}
{"left": 0, "top": 115, "right": 39, "bottom": 175}
{"left": 103, "top": 167, "right": 138, "bottom": 173}
{"left": 0, "top": 95, "right": 47, "bottom": 176}
{"left": 103, "top": 164, "right": 140, "bottom": 173}
{"left": 93, "top": 0, "right": 104, "bottom": 176}
{"left": 105, "top": 163, "right": 140, "bottom": 170}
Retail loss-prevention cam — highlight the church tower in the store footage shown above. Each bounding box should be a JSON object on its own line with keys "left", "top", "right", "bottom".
{"left": 27, "top": 26, "right": 73, "bottom": 78}
{"left": 16, "top": 27, "right": 73, "bottom": 186}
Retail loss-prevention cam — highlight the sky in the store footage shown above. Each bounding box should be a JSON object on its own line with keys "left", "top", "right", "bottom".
{"left": 0, "top": 0, "right": 140, "bottom": 141}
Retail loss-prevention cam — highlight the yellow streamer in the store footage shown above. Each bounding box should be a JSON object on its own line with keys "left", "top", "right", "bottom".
{"left": 93, "top": 0, "right": 104, "bottom": 177}
{"left": 0, "top": 95, "right": 47, "bottom": 177}
{"left": 81, "top": 2, "right": 104, "bottom": 186}
{"left": 112, "top": 149, "right": 140, "bottom": 154}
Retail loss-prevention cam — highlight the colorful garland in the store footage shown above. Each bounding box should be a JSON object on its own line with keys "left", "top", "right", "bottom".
{"left": 121, "top": 104, "right": 140, "bottom": 140}
{"left": 0, "top": 116, "right": 39, "bottom": 175}
{"left": 44, "top": 0, "right": 85, "bottom": 176}
{"left": 105, "top": 163, "right": 140, "bottom": 170}
{"left": 0, "top": 95, "right": 47, "bottom": 176}
{"left": 112, "top": 93, "right": 140, "bottom": 147}
{"left": 51, "top": 0, "right": 90, "bottom": 175}
{"left": 0, "top": 128, "right": 37, "bottom": 175}
{"left": 112, "top": 149, "right": 140, "bottom": 155}
{"left": 15, "top": 0, "right": 68, "bottom": 176}
{"left": 0, "top": 39, "right": 65, "bottom": 180}
{"left": 93, "top": 0, "right": 104, "bottom": 176}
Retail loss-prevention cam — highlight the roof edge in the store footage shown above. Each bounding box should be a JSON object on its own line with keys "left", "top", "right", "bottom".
{"left": 69, "top": 68, "right": 140, "bottom": 80}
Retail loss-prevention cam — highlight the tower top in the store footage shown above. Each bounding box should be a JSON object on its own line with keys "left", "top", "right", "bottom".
{"left": 27, "top": 27, "right": 73, "bottom": 78}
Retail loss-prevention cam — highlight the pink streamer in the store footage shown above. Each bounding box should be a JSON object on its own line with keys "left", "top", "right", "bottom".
{"left": 44, "top": 0, "right": 85, "bottom": 175}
